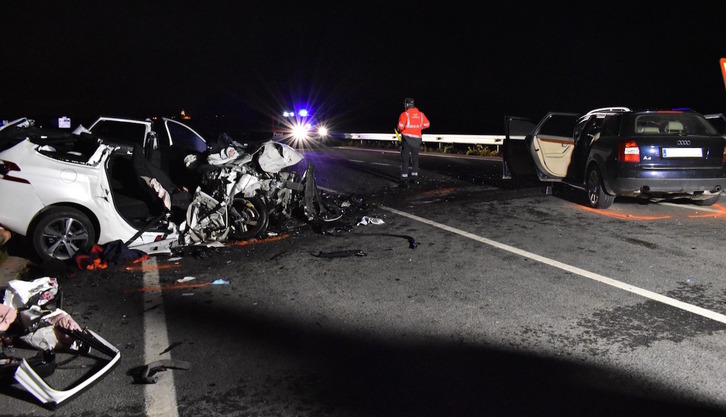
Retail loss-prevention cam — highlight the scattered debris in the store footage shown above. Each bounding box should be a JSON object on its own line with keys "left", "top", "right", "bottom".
{"left": 356, "top": 233, "right": 417, "bottom": 249}
{"left": 211, "top": 279, "right": 229, "bottom": 285}
{"left": 311, "top": 250, "right": 367, "bottom": 258}
{"left": 159, "top": 341, "right": 183, "bottom": 355}
{"left": 320, "top": 224, "right": 353, "bottom": 235}
{"left": 74, "top": 240, "right": 148, "bottom": 271}
{"left": 269, "top": 251, "right": 288, "bottom": 261}
{"left": 0, "top": 278, "right": 120, "bottom": 407}
{"left": 143, "top": 304, "right": 160, "bottom": 313}
{"left": 228, "top": 234, "right": 291, "bottom": 246}
{"left": 357, "top": 216, "right": 385, "bottom": 226}
{"left": 124, "top": 263, "right": 181, "bottom": 272}
{"left": 3, "top": 277, "right": 58, "bottom": 309}
{"left": 124, "top": 281, "right": 211, "bottom": 294}
{"left": 128, "top": 359, "right": 191, "bottom": 384}
{"left": 176, "top": 276, "right": 196, "bottom": 283}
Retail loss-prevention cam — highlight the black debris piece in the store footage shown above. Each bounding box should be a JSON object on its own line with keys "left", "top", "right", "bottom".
{"left": 128, "top": 359, "right": 191, "bottom": 384}
{"left": 311, "top": 250, "right": 367, "bottom": 258}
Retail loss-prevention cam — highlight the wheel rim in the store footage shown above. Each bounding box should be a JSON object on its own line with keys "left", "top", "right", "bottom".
{"left": 232, "top": 201, "right": 261, "bottom": 232}
{"left": 587, "top": 170, "right": 600, "bottom": 206}
{"left": 39, "top": 217, "right": 90, "bottom": 260}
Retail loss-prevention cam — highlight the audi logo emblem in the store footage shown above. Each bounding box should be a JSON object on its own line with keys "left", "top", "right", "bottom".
{"left": 676, "top": 140, "right": 691, "bottom": 146}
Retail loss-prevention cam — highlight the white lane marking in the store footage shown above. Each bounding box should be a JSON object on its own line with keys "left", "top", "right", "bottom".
{"left": 348, "top": 159, "right": 391, "bottom": 167}
{"left": 143, "top": 257, "right": 179, "bottom": 417}
{"left": 381, "top": 205, "right": 726, "bottom": 325}
{"left": 318, "top": 186, "right": 338, "bottom": 194}
{"left": 338, "top": 146, "right": 500, "bottom": 161}
{"left": 659, "top": 202, "right": 722, "bottom": 213}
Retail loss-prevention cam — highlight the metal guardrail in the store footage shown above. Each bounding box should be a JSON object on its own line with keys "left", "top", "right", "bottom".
{"left": 340, "top": 132, "right": 505, "bottom": 146}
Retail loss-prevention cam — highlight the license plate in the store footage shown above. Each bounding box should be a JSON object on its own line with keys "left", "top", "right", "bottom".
{"left": 662, "top": 148, "right": 703, "bottom": 158}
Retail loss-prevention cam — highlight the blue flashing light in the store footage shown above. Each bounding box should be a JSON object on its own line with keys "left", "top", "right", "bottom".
{"left": 298, "top": 109, "right": 309, "bottom": 117}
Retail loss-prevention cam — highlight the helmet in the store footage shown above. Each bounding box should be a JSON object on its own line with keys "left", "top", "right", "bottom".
{"left": 404, "top": 97, "right": 415, "bottom": 109}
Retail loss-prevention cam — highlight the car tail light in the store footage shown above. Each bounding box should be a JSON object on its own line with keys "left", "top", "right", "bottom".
{"left": 618, "top": 140, "right": 640, "bottom": 163}
{"left": 0, "top": 160, "right": 30, "bottom": 184}
{"left": 723, "top": 140, "right": 726, "bottom": 163}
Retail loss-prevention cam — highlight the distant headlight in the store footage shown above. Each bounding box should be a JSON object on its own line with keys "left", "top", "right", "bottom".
{"left": 317, "top": 126, "right": 328, "bottom": 137}
{"left": 292, "top": 123, "right": 309, "bottom": 139}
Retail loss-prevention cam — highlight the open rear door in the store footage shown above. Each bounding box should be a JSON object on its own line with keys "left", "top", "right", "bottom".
{"left": 528, "top": 112, "right": 579, "bottom": 181}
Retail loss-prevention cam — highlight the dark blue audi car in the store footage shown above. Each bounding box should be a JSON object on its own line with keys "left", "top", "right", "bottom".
{"left": 503, "top": 107, "right": 726, "bottom": 208}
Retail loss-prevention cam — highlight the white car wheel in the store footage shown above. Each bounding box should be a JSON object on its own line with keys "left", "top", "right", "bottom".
{"left": 32, "top": 207, "right": 96, "bottom": 262}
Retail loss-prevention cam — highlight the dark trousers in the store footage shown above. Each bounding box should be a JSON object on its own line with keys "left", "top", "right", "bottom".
{"left": 400, "top": 135, "right": 421, "bottom": 180}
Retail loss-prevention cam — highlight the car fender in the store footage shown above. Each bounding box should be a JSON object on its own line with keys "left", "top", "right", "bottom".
{"left": 27, "top": 154, "right": 141, "bottom": 245}
{"left": 585, "top": 153, "right": 615, "bottom": 195}
{"left": 0, "top": 180, "right": 45, "bottom": 236}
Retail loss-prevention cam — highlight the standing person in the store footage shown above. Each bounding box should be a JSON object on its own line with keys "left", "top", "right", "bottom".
{"left": 397, "top": 97, "right": 430, "bottom": 187}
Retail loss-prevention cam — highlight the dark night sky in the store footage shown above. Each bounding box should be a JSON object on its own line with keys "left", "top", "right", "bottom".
{"left": 2, "top": 2, "right": 726, "bottom": 135}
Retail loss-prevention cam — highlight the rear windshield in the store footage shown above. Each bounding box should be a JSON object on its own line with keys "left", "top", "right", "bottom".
{"left": 633, "top": 113, "right": 718, "bottom": 135}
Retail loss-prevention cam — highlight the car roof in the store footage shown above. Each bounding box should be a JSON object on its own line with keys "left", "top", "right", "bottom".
{"left": 576, "top": 107, "right": 708, "bottom": 124}
{"left": 578, "top": 107, "right": 631, "bottom": 122}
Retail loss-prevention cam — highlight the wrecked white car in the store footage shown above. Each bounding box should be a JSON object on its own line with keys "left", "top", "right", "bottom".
{"left": 0, "top": 116, "right": 344, "bottom": 262}
{"left": 0, "top": 118, "right": 181, "bottom": 262}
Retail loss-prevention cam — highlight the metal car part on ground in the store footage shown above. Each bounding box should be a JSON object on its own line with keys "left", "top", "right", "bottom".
{"left": 1, "top": 277, "right": 120, "bottom": 407}
{"left": 12, "top": 328, "right": 120, "bottom": 408}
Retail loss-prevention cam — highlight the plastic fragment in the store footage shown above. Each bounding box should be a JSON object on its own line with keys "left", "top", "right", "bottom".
{"left": 312, "top": 250, "right": 367, "bottom": 258}
{"left": 357, "top": 216, "right": 384, "bottom": 226}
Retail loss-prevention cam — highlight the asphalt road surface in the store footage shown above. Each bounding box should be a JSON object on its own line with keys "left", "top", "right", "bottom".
{"left": 3, "top": 144, "right": 726, "bottom": 416}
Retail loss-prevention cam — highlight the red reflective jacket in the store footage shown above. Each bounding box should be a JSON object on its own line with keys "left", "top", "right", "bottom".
{"left": 397, "top": 107, "right": 430, "bottom": 138}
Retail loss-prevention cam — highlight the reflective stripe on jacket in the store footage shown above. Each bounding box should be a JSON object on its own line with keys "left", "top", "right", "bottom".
{"left": 397, "top": 107, "right": 430, "bottom": 138}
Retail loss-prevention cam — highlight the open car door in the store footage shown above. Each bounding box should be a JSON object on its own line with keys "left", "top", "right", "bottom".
{"left": 527, "top": 112, "right": 579, "bottom": 181}
{"left": 502, "top": 116, "right": 537, "bottom": 179}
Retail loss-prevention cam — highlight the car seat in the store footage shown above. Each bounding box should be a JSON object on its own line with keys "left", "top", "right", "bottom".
{"left": 665, "top": 121, "right": 684, "bottom": 133}
{"left": 131, "top": 144, "right": 189, "bottom": 217}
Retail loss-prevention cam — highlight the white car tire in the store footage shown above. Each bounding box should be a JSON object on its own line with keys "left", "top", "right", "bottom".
{"left": 32, "top": 207, "right": 96, "bottom": 262}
